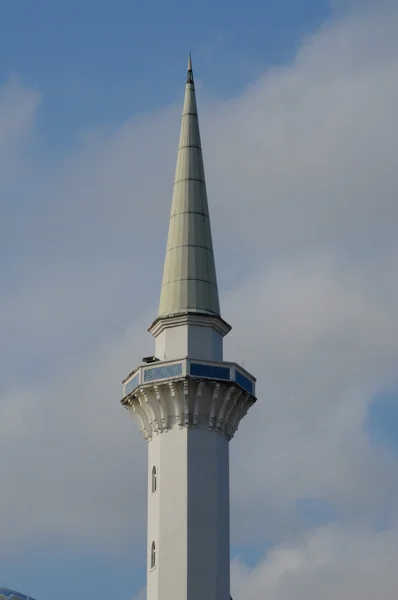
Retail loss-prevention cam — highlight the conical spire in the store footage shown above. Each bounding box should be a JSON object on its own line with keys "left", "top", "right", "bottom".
{"left": 158, "top": 56, "right": 220, "bottom": 318}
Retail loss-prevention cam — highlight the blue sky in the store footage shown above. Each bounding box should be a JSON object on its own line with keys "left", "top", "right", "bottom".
{"left": 1, "top": 1, "right": 398, "bottom": 600}
{"left": 0, "top": 0, "right": 330, "bottom": 146}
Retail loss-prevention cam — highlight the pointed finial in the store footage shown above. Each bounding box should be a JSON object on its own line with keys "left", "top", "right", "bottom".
{"left": 187, "top": 52, "right": 194, "bottom": 84}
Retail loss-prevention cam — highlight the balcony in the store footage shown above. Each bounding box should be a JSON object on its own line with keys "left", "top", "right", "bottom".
{"left": 122, "top": 357, "right": 256, "bottom": 399}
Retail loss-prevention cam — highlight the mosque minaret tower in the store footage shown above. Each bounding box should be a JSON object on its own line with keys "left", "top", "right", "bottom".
{"left": 121, "top": 55, "right": 256, "bottom": 600}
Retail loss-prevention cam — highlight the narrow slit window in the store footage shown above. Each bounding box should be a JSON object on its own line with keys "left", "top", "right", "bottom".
{"left": 152, "top": 466, "right": 157, "bottom": 493}
{"left": 150, "top": 541, "right": 156, "bottom": 569}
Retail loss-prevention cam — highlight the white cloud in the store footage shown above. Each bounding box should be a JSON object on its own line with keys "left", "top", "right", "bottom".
{"left": 232, "top": 522, "right": 398, "bottom": 599}
{"left": 228, "top": 253, "right": 398, "bottom": 544}
{"left": 0, "top": 9, "right": 397, "bottom": 600}
{"left": 0, "top": 76, "right": 40, "bottom": 165}
{"left": 130, "top": 590, "right": 146, "bottom": 600}
{"left": 203, "top": 3, "right": 398, "bottom": 257}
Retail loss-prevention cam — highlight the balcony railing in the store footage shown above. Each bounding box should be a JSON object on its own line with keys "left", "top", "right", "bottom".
{"left": 123, "top": 358, "right": 256, "bottom": 399}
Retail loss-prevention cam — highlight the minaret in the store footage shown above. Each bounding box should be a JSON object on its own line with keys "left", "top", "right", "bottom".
{"left": 121, "top": 56, "right": 256, "bottom": 600}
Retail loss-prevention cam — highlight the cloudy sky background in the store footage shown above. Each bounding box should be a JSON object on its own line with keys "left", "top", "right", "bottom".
{"left": 1, "top": 0, "right": 398, "bottom": 598}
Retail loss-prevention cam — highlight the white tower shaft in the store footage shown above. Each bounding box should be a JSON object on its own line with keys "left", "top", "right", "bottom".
{"left": 147, "top": 407, "right": 230, "bottom": 600}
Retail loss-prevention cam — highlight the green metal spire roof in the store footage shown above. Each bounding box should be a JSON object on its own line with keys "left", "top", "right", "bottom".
{"left": 158, "top": 55, "right": 220, "bottom": 318}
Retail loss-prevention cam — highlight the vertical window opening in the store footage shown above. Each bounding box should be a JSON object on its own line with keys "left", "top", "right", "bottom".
{"left": 152, "top": 466, "right": 157, "bottom": 493}
{"left": 150, "top": 541, "right": 156, "bottom": 569}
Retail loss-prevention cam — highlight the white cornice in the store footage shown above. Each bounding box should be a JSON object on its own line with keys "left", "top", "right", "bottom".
{"left": 148, "top": 312, "right": 231, "bottom": 338}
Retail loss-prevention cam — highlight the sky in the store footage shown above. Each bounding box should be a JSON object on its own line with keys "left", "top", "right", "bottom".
{"left": 1, "top": 0, "right": 398, "bottom": 599}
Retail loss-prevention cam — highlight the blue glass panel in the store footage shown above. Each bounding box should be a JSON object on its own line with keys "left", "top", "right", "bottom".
{"left": 144, "top": 363, "right": 183, "bottom": 382}
{"left": 125, "top": 373, "right": 140, "bottom": 396}
{"left": 190, "top": 363, "right": 230, "bottom": 380}
{"left": 235, "top": 370, "right": 254, "bottom": 394}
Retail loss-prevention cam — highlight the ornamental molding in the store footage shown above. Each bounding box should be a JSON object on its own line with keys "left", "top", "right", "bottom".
{"left": 123, "top": 378, "right": 255, "bottom": 442}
